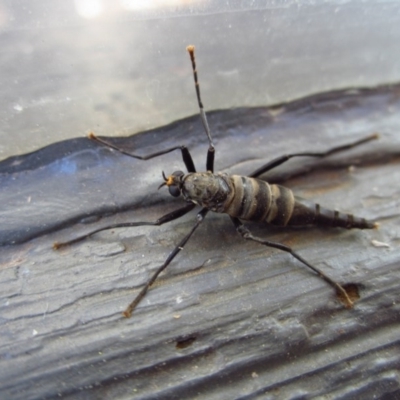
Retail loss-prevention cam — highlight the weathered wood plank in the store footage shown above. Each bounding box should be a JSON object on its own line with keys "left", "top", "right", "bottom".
{"left": 1, "top": 86, "right": 400, "bottom": 399}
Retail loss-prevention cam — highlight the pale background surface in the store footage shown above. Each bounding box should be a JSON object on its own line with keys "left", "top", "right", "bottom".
{"left": 1, "top": 0, "right": 400, "bottom": 159}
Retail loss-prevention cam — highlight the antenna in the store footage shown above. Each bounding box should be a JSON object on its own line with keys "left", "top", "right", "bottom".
{"left": 186, "top": 45, "right": 215, "bottom": 172}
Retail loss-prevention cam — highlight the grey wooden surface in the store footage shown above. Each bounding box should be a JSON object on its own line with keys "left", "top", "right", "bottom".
{"left": 1, "top": 86, "right": 400, "bottom": 399}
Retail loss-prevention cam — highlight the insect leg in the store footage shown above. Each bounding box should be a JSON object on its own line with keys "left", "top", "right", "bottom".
{"left": 89, "top": 132, "right": 196, "bottom": 173}
{"left": 53, "top": 203, "right": 196, "bottom": 249}
{"left": 230, "top": 216, "right": 354, "bottom": 308}
{"left": 249, "top": 133, "right": 379, "bottom": 178}
{"left": 123, "top": 207, "right": 209, "bottom": 317}
{"left": 187, "top": 45, "right": 215, "bottom": 173}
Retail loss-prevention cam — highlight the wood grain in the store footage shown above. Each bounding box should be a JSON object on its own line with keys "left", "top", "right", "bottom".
{"left": 1, "top": 86, "right": 400, "bottom": 399}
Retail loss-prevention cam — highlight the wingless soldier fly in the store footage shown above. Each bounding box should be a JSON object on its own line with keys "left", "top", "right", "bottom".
{"left": 54, "top": 45, "right": 378, "bottom": 317}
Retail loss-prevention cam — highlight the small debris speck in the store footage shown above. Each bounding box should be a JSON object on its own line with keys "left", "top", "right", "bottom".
{"left": 371, "top": 239, "right": 390, "bottom": 248}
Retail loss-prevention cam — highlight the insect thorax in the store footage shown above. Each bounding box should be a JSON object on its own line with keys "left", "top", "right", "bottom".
{"left": 181, "top": 172, "right": 233, "bottom": 213}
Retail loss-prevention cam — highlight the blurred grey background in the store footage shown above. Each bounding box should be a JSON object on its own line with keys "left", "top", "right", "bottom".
{"left": 1, "top": 0, "right": 400, "bottom": 160}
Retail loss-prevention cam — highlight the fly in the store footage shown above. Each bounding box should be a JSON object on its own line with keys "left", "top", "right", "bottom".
{"left": 54, "top": 45, "right": 378, "bottom": 317}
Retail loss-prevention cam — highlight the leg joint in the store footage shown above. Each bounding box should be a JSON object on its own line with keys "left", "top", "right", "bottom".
{"left": 236, "top": 225, "right": 250, "bottom": 238}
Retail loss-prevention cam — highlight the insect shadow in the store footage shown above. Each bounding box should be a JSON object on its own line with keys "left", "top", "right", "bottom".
{"left": 54, "top": 45, "right": 378, "bottom": 318}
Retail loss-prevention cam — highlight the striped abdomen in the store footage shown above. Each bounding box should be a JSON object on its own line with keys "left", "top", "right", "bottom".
{"left": 225, "top": 175, "right": 374, "bottom": 229}
{"left": 225, "top": 176, "right": 294, "bottom": 225}
{"left": 180, "top": 172, "right": 374, "bottom": 229}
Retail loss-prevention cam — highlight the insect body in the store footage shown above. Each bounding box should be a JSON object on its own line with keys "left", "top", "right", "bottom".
{"left": 164, "top": 171, "right": 374, "bottom": 229}
{"left": 55, "top": 45, "right": 378, "bottom": 318}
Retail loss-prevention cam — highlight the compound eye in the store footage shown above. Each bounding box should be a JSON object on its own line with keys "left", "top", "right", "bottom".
{"left": 168, "top": 185, "right": 181, "bottom": 197}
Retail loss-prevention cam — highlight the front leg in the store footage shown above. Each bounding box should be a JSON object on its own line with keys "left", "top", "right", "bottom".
{"left": 89, "top": 132, "right": 197, "bottom": 173}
